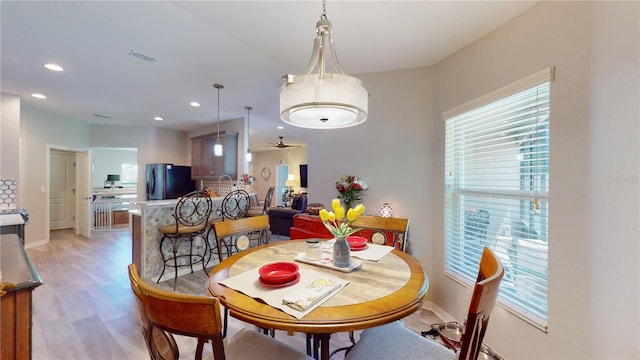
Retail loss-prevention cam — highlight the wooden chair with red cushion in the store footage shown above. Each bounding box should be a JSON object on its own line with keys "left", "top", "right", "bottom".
{"left": 345, "top": 247, "right": 505, "bottom": 360}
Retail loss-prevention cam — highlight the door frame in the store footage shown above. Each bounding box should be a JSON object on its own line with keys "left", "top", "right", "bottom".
{"left": 46, "top": 145, "right": 90, "bottom": 240}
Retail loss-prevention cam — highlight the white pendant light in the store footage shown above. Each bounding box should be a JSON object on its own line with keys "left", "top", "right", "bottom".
{"left": 279, "top": 0, "right": 368, "bottom": 129}
{"left": 213, "top": 83, "right": 224, "bottom": 157}
{"left": 245, "top": 106, "right": 253, "bottom": 162}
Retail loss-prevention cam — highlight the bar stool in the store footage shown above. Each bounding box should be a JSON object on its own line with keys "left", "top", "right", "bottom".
{"left": 157, "top": 190, "right": 212, "bottom": 291}
{"left": 220, "top": 189, "right": 250, "bottom": 220}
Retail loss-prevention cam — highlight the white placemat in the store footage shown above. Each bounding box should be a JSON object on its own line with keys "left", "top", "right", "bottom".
{"left": 219, "top": 266, "right": 348, "bottom": 319}
{"left": 349, "top": 243, "right": 394, "bottom": 261}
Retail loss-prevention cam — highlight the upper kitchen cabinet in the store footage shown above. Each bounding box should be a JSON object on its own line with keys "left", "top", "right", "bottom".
{"left": 191, "top": 131, "right": 238, "bottom": 180}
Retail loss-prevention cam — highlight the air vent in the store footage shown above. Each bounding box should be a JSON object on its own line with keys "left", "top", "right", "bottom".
{"left": 129, "top": 50, "right": 157, "bottom": 63}
{"left": 94, "top": 113, "right": 112, "bottom": 119}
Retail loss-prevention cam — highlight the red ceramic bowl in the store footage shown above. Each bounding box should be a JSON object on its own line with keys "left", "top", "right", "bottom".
{"left": 347, "top": 236, "right": 368, "bottom": 248}
{"left": 259, "top": 262, "right": 299, "bottom": 284}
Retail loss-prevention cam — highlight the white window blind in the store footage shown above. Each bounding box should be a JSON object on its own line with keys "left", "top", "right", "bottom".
{"left": 444, "top": 68, "right": 553, "bottom": 331}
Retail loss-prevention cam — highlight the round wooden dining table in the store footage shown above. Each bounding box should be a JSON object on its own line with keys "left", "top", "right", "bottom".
{"left": 208, "top": 240, "right": 429, "bottom": 360}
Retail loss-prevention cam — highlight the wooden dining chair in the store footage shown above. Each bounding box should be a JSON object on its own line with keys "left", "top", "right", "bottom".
{"left": 207, "top": 214, "right": 270, "bottom": 264}
{"left": 345, "top": 247, "right": 505, "bottom": 360}
{"left": 351, "top": 215, "right": 410, "bottom": 252}
{"left": 128, "top": 264, "right": 179, "bottom": 360}
{"left": 128, "top": 264, "right": 312, "bottom": 360}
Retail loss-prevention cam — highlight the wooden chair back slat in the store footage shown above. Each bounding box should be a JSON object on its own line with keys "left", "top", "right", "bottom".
{"left": 457, "top": 247, "right": 505, "bottom": 360}
{"left": 213, "top": 214, "right": 269, "bottom": 238}
{"left": 351, "top": 215, "right": 410, "bottom": 252}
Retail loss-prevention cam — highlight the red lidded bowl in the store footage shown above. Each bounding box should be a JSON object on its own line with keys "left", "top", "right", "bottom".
{"left": 258, "top": 262, "right": 299, "bottom": 284}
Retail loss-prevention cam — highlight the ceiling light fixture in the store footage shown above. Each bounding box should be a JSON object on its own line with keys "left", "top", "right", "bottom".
{"left": 245, "top": 106, "right": 253, "bottom": 162}
{"left": 279, "top": 0, "right": 368, "bottom": 129}
{"left": 190, "top": 101, "right": 201, "bottom": 107}
{"left": 43, "top": 63, "right": 63, "bottom": 72}
{"left": 31, "top": 93, "right": 46, "bottom": 99}
{"left": 213, "top": 83, "right": 224, "bottom": 157}
{"left": 153, "top": 116, "right": 163, "bottom": 121}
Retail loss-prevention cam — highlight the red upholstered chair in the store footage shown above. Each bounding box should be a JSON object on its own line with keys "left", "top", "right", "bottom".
{"left": 289, "top": 214, "right": 333, "bottom": 240}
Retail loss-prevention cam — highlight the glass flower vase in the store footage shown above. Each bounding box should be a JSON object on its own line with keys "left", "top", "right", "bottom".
{"left": 333, "top": 237, "right": 351, "bottom": 268}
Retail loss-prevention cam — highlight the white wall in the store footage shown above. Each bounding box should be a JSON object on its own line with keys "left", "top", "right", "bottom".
{"left": 0, "top": 94, "right": 21, "bottom": 184}
{"left": 252, "top": 147, "right": 308, "bottom": 202}
{"left": 91, "top": 148, "right": 137, "bottom": 188}
{"left": 430, "top": 1, "right": 638, "bottom": 358}
{"left": 20, "top": 105, "right": 91, "bottom": 245}
{"left": 308, "top": 65, "right": 435, "bottom": 263}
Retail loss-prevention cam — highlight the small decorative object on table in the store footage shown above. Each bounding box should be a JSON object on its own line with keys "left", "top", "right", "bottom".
{"left": 380, "top": 203, "right": 393, "bottom": 218}
{"left": 336, "top": 174, "right": 368, "bottom": 210}
{"left": 319, "top": 199, "right": 365, "bottom": 268}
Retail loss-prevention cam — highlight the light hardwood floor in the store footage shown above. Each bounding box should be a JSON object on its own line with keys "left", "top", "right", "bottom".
{"left": 26, "top": 228, "right": 440, "bottom": 360}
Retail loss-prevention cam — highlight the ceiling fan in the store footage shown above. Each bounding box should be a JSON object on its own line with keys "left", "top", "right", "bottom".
{"left": 270, "top": 136, "right": 302, "bottom": 149}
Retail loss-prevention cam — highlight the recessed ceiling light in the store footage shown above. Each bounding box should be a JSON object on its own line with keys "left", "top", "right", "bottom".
{"left": 31, "top": 93, "right": 46, "bottom": 99}
{"left": 153, "top": 116, "right": 163, "bottom": 121}
{"left": 43, "top": 63, "right": 63, "bottom": 72}
{"left": 190, "top": 101, "right": 200, "bottom": 107}
{"left": 277, "top": 126, "right": 284, "bottom": 130}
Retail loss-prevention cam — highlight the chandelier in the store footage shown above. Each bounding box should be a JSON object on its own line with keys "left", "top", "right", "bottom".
{"left": 213, "top": 83, "right": 224, "bottom": 156}
{"left": 245, "top": 106, "right": 253, "bottom": 162}
{"left": 279, "top": 0, "right": 368, "bottom": 129}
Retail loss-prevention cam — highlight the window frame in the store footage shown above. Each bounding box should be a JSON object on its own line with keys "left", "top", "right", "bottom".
{"left": 443, "top": 67, "right": 554, "bottom": 331}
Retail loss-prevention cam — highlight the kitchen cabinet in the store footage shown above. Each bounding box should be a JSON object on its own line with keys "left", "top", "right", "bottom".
{"left": 191, "top": 131, "right": 238, "bottom": 180}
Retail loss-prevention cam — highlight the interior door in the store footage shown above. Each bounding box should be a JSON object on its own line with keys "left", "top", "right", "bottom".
{"left": 50, "top": 150, "right": 76, "bottom": 230}
{"left": 76, "top": 149, "right": 92, "bottom": 238}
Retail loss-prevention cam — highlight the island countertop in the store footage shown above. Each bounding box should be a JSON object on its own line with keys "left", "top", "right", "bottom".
{"left": 0, "top": 234, "right": 42, "bottom": 291}
{"left": 131, "top": 192, "right": 258, "bottom": 279}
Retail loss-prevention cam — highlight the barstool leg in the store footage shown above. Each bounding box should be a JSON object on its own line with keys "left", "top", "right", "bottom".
{"left": 189, "top": 236, "right": 195, "bottom": 273}
{"left": 172, "top": 238, "right": 179, "bottom": 291}
{"left": 157, "top": 236, "right": 168, "bottom": 284}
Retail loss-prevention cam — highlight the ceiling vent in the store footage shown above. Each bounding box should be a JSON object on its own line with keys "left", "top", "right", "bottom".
{"left": 94, "top": 113, "right": 112, "bottom": 119}
{"left": 129, "top": 50, "right": 157, "bottom": 63}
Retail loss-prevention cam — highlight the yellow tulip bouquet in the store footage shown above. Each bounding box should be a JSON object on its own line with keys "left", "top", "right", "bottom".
{"left": 319, "top": 199, "right": 366, "bottom": 238}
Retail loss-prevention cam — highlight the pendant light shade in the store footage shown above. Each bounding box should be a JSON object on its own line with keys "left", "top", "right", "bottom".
{"left": 213, "top": 83, "right": 224, "bottom": 157}
{"left": 279, "top": 2, "right": 368, "bottom": 129}
{"left": 245, "top": 106, "right": 253, "bottom": 162}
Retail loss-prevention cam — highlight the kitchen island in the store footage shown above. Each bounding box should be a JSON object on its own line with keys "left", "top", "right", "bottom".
{"left": 131, "top": 192, "right": 257, "bottom": 280}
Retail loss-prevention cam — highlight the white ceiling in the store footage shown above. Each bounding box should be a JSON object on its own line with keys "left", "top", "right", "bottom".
{"left": 1, "top": 1, "right": 536, "bottom": 150}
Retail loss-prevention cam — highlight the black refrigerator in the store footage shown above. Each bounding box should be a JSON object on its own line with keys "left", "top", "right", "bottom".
{"left": 146, "top": 164, "right": 196, "bottom": 200}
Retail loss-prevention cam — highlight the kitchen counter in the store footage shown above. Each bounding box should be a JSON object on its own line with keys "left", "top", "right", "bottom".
{"left": 1, "top": 234, "right": 42, "bottom": 359}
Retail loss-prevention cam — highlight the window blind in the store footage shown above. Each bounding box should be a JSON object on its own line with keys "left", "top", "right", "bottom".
{"left": 444, "top": 68, "right": 553, "bottom": 331}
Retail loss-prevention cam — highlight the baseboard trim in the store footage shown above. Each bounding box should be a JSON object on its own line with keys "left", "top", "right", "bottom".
{"left": 421, "top": 300, "right": 457, "bottom": 323}
{"left": 25, "top": 238, "right": 50, "bottom": 248}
